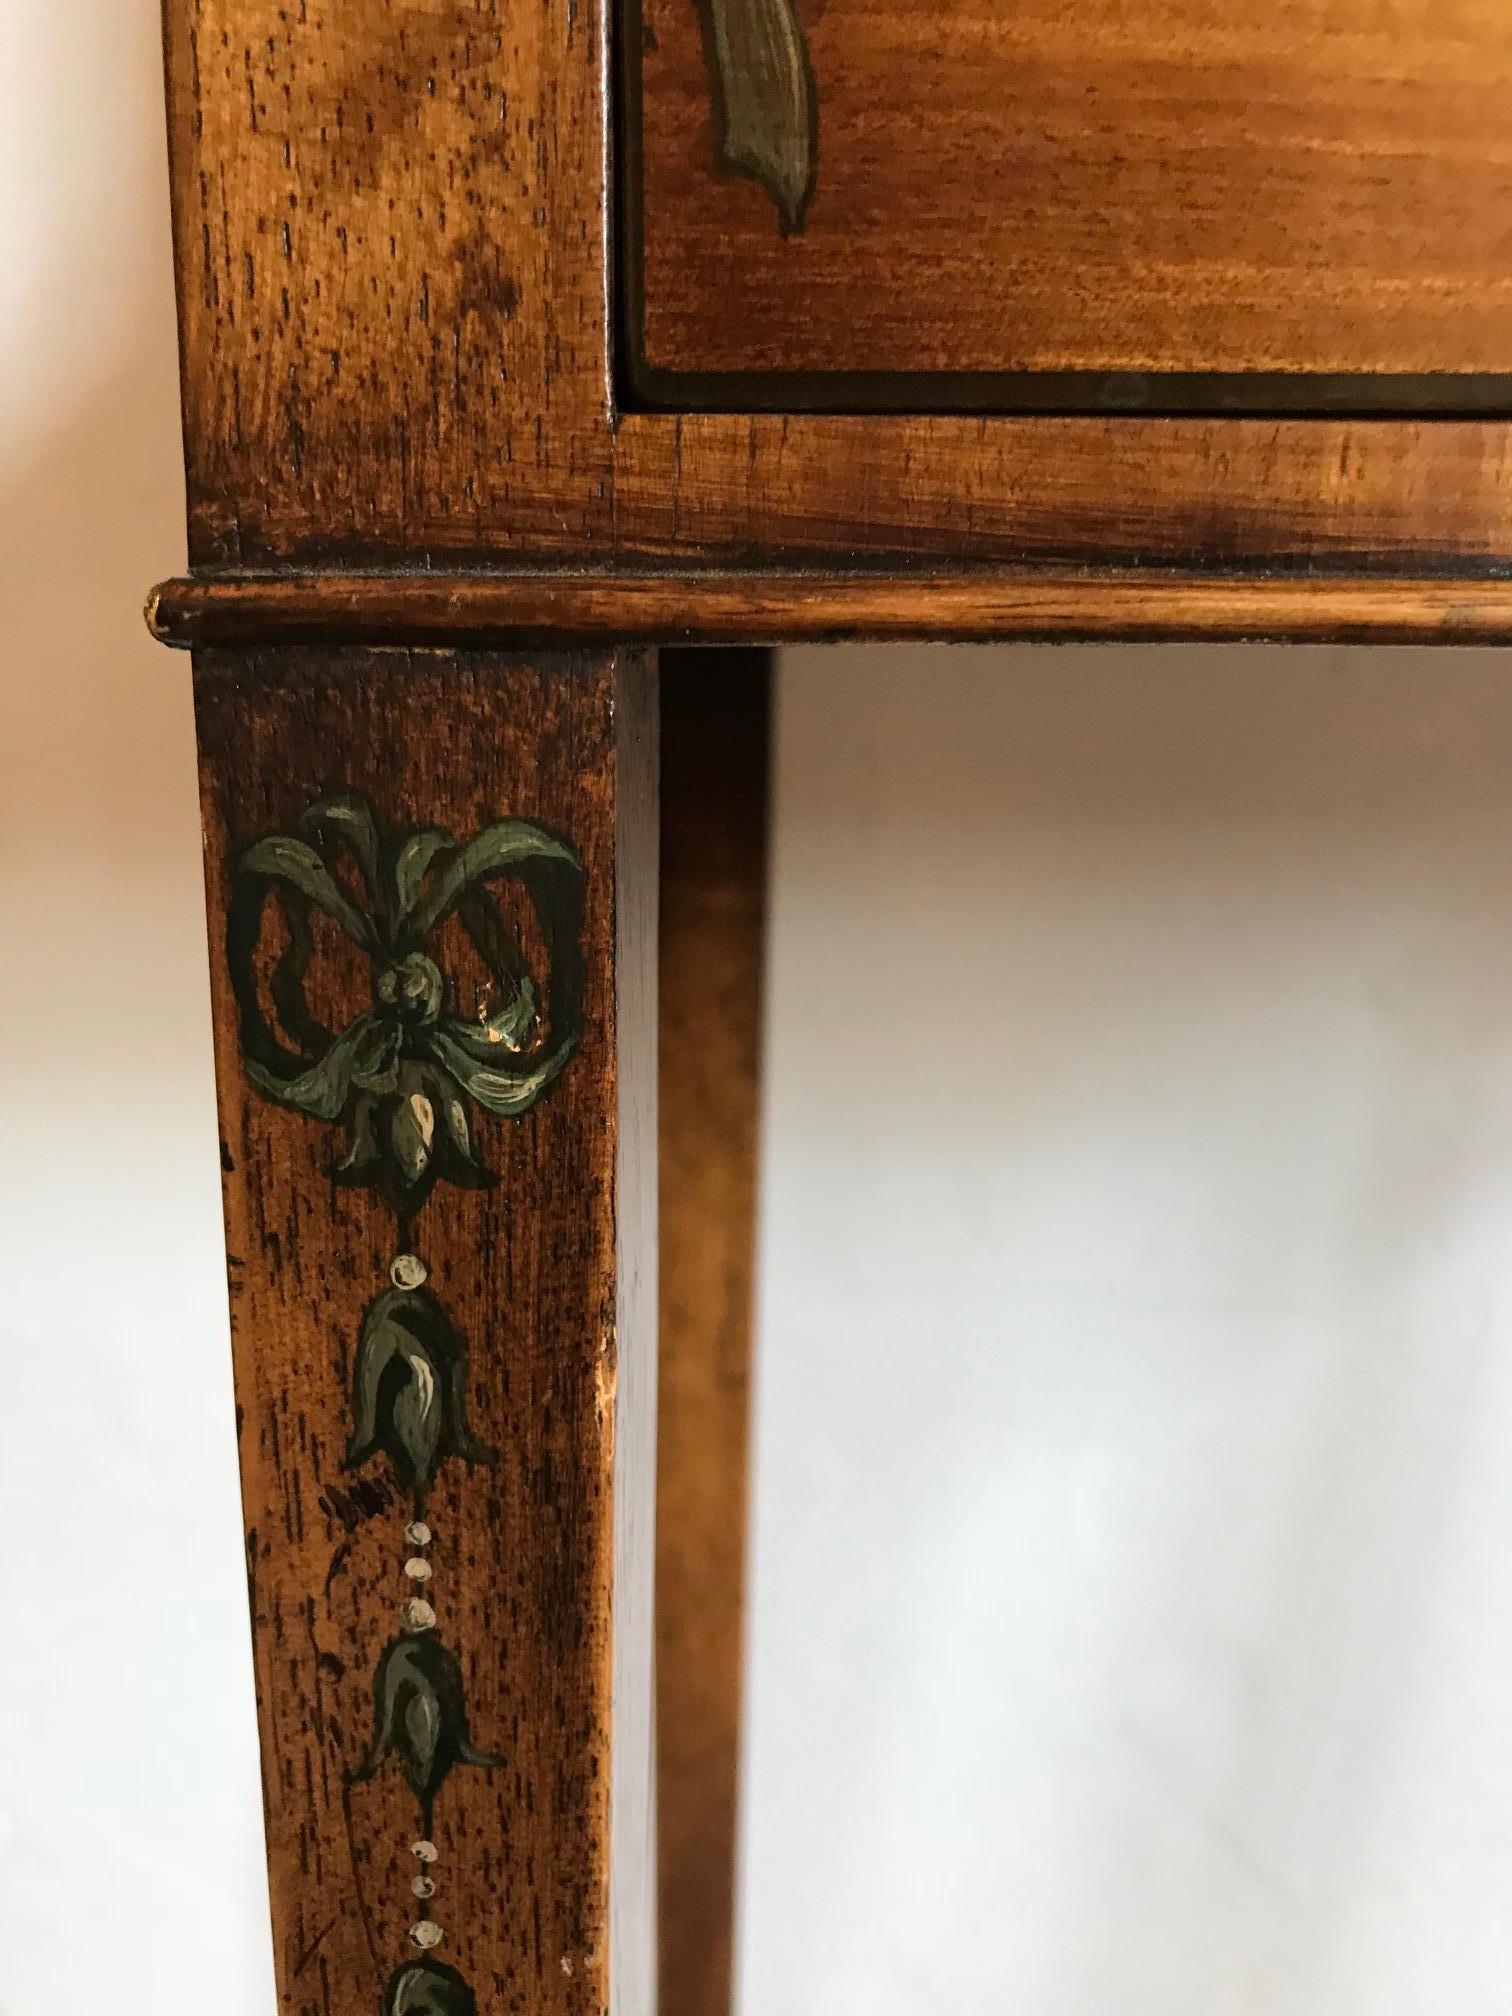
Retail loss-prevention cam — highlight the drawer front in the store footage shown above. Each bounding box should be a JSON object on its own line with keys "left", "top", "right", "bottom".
{"left": 626, "top": 0, "right": 1512, "bottom": 411}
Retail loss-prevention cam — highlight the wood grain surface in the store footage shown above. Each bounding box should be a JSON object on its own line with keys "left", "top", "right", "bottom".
{"left": 657, "top": 654, "right": 771, "bottom": 2016}
{"left": 159, "top": 0, "right": 1512, "bottom": 583}
{"left": 152, "top": 567, "right": 1512, "bottom": 649}
{"left": 191, "top": 647, "right": 657, "bottom": 2016}
{"left": 632, "top": 0, "right": 1512, "bottom": 389}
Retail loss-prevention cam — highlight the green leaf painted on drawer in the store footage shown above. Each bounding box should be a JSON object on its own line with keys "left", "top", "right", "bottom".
{"left": 700, "top": 0, "right": 818, "bottom": 232}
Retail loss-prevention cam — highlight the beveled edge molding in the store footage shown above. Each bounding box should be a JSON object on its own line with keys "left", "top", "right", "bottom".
{"left": 147, "top": 569, "right": 1512, "bottom": 650}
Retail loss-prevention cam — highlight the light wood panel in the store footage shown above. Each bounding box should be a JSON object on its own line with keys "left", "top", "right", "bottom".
{"left": 632, "top": 0, "right": 1512, "bottom": 398}
{"left": 192, "top": 647, "right": 657, "bottom": 2016}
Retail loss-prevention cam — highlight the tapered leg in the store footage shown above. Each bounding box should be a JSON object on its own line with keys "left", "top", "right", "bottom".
{"left": 656, "top": 651, "right": 772, "bottom": 2016}
{"left": 192, "top": 648, "right": 658, "bottom": 2016}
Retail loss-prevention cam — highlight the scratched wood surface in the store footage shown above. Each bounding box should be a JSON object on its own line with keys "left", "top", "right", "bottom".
{"left": 192, "top": 647, "right": 656, "bottom": 2016}
{"left": 632, "top": 0, "right": 1512, "bottom": 385}
{"left": 151, "top": 567, "right": 1512, "bottom": 650}
{"left": 656, "top": 653, "right": 771, "bottom": 2016}
{"left": 160, "top": 0, "right": 1512, "bottom": 583}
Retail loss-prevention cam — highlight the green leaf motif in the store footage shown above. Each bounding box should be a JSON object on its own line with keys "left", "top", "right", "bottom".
{"left": 238, "top": 832, "right": 379, "bottom": 953}
{"left": 346, "top": 1284, "right": 495, "bottom": 1506}
{"left": 351, "top": 1632, "right": 502, "bottom": 1833}
{"left": 391, "top": 830, "right": 454, "bottom": 936}
{"left": 228, "top": 791, "right": 585, "bottom": 1212}
{"left": 384, "top": 1959, "right": 479, "bottom": 2016}
{"left": 700, "top": 0, "right": 818, "bottom": 233}
{"left": 401, "top": 819, "right": 583, "bottom": 946}
{"left": 299, "top": 794, "right": 385, "bottom": 929}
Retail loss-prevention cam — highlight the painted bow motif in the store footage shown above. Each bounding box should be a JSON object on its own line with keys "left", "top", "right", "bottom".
{"left": 228, "top": 792, "right": 585, "bottom": 1208}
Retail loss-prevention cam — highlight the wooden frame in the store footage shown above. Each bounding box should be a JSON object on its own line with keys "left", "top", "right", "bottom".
{"left": 192, "top": 648, "right": 657, "bottom": 2016}
{"left": 150, "top": 6, "right": 1512, "bottom": 2016}
{"left": 157, "top": 1, "right": 1512, "bottom": 600}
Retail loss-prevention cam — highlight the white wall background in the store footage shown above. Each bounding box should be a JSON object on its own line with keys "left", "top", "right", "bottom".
{"left": 739, "top": 648, "right": 1512, "bottom": 2016}
{"left": 0, "top": 5, "right": 274, "bottom": 2010}
{"left": 8, "top": 11, "right": 1512, "bottom": 2016}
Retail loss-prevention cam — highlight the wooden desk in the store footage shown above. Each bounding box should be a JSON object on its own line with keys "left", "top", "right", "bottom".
{"left": 148, "top": 5, "right": 1512, "bottom": 2011}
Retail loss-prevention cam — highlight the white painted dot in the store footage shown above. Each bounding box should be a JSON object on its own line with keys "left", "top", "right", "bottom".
{"left": 401, "top": 1598, "right": 437, "bottom": 1633}
{"left": 404, "top": 1557, "right": 433, "bottom": 1584}
{"left": 412, "top": 1875, "right": 436, "bottom": 1900}
{"left": 391, "top": 1253, "right": 428, "bottom": 1291}
{"left": 410, "top": 1921, "right": 444, "bottom": 1950}
{"left": 405, "top": 1521, "right": 433, "bottom": 1548}
{"left": 411, "top": 1841, "right": 439, "bottom": 1864}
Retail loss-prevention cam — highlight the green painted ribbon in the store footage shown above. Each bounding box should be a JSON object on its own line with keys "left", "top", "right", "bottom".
{"left": 228, "top": 791, "right": 585, "bottom": 1208}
